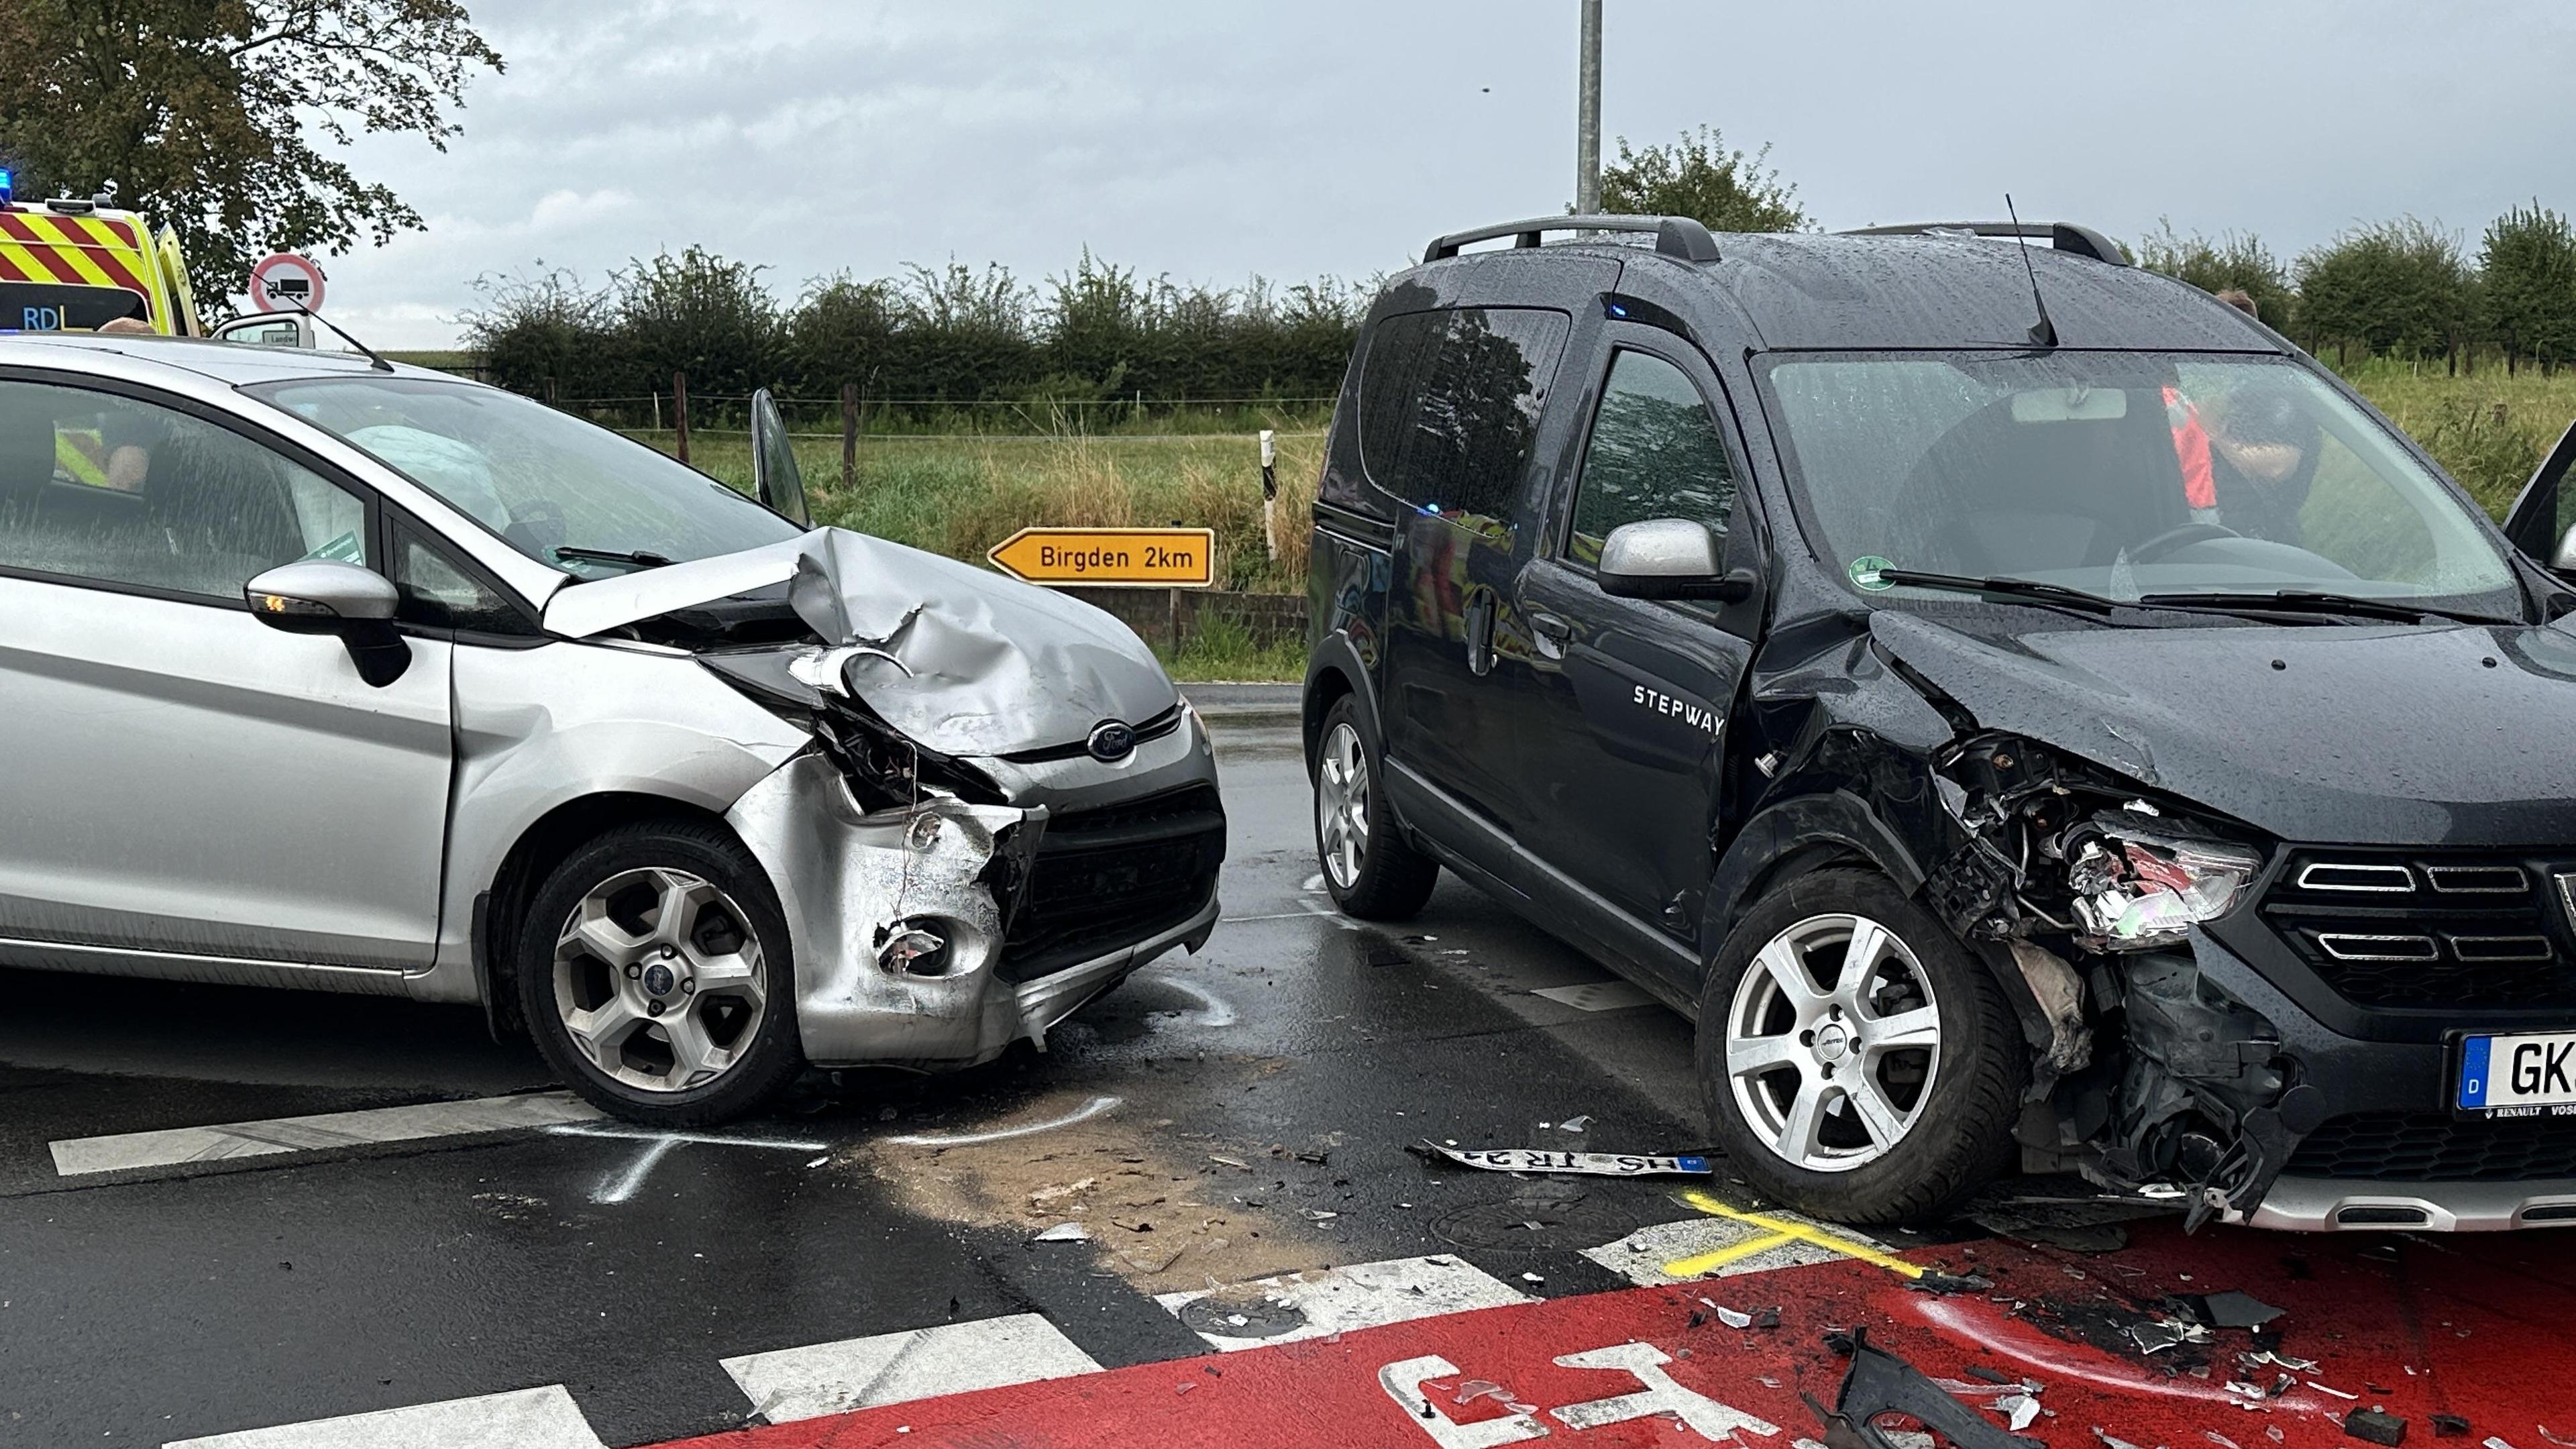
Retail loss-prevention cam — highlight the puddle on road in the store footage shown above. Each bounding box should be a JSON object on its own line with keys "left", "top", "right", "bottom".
{"left": 857, "top": 1085, "right": 1350, "bottom": 1293}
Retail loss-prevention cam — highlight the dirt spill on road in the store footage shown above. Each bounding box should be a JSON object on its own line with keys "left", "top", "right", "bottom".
{"left": 855, "top": 1085, "right": 1348, "bottom": 1293}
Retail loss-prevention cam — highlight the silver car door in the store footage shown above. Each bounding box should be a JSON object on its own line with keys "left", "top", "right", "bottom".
{"left": 0, "top": 378, "right": 451, "bottom": 975}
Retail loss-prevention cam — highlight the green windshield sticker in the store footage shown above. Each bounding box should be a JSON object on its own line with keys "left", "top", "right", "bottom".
{"left": 1849, "top": 555, "right": 1894, "bottom": 592}
{"left": 305, "top": 531, "right": 363, "bottom": 564}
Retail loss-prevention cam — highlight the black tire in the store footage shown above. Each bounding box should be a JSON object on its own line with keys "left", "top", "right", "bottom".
{"left": 1695, "top": 868, "right": 2023, "bottom": 1226}
{"left": 1311, "top": 695, "right": 1438, "bottom": 920}
{"left": 518, "top": 819, "right": 806, "bottom": 1126}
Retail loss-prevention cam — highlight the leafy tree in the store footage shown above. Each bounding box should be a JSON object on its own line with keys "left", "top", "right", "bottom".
{"left": 888, "top": 261, "right": 1038, "bottom": 403}
{"left": 2477, "top": 202, "right": 2576, "bottom": 374}
{"left": 2294, "top": 218, "right": 2474, "bottom": 363}
{"left": 460, "top": 267, "right": 616, "bottom": 399}
{"left": 784, "top": 274, "right": 908, "bottom": 398}
{"left": 0, "top": 0, "right": 502, "bottom": 301}
{"left": 2137, "top": 221, "right": 2292, "bottom": 327}
{"left": 613, "top": 247, "right": 779, "bottom": 401}
{"left": 1597, "top": 126, "right": 1807, "bottom": 233}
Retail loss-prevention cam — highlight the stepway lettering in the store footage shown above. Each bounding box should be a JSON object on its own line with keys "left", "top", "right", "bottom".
{"left": 1632, "top": 684, "right": 1721, "bottom": 737}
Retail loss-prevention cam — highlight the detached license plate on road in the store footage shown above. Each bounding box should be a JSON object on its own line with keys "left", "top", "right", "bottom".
{"left": 2458, "top": 1030, "right": 2576, "bottom": 1115}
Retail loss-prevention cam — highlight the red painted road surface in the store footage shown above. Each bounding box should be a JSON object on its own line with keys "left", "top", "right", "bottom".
{"left": 659, "top": 1220, "right": 2576, "bottom": 1449}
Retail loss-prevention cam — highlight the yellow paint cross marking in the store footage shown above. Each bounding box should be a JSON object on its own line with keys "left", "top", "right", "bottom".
{"left": 1663, "top": 1188, "right": 1926, "bottom": 1281}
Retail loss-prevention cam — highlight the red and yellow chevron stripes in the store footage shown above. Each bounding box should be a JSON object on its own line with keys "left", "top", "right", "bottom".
{"left": 0, "top": 211, "right": 152, "bottom": 299}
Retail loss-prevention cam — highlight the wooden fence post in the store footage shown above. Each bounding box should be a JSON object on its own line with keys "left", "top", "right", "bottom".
{"left": 841, "top": 382, "right": 859, "bottom": 491}
{"left": 672, "top": 371, "right": 690, "bottom": 465}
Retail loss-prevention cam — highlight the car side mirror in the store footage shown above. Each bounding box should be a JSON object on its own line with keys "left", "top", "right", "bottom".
{"left": 750, "top": 386, "right": 811, "bottom": 528}
{"left": 2554, "top": 523, "right": 2576, "bottom": 574}
{"left": 1597, "top": 519, "right": 1756, "bottom": 603}
{"left": 244, "top": 561, "right": 411, "bottom": 687}
{"left": 246, "top": 560, "right": 398, "bottom": 630}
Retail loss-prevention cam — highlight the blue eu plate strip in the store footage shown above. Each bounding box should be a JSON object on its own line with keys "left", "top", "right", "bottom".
{"left": 2459, "top": 1035, "right": 2493, "bottom": 1109}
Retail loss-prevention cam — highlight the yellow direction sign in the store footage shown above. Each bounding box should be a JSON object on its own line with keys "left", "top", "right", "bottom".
{"left": 986, "top": 527, "right": 1216, "bottom": 588}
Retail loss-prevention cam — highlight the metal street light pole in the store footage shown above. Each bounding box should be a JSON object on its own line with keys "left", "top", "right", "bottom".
{"left": 1575, "top": 0, "right": 1602, "bottom": 214}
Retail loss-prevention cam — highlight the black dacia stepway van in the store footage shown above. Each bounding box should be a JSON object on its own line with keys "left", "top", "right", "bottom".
{"left": 1301, "top": 213, "right": 2576, "bottom": 1232}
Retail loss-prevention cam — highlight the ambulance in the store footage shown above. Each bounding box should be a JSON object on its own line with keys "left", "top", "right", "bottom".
{"left": 0, "top": 170, "right": 203, "bottom": 337}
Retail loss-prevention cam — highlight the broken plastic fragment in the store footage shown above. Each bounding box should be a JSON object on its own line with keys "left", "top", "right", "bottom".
{"left": 1030, "top": 1222, "right": 1089, "bottom": 1243}
{"left": 2428, "top": 1417, "right": 2468, "bottom": 1440}
{"left": 1996, "top": 1393, "right": 2042, "bottom": 1431}
{"left": 1812, "top": 1326, "right": 2025, "bottom": 1449}
{"left": 2191, "top": 1289, "right": 2286, "bottom": 1329}
{"left": 1557, "top": 1114, "right": 1592, "bottom": 1132}
{"left": 1713, "top": 1305, "right": 1753, "bottom": 1330}
{"left": 2127, "top": 1318, "right": 2210, "bottom": 1354}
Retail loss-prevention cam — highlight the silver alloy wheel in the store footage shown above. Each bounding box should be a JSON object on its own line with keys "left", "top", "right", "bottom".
{"left": 1316, "top": 721, "right": 1371, "bottom": 890}
{"left": 552, "top": 865, "right": 767, "bottom": 1094}
{"left": 1723, "top": 911, "right": 1943, "bottom": 1173}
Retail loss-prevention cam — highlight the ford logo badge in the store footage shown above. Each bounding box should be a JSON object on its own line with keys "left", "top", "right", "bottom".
{"left": 1087, "top": 720, "right": 1136, "bottom": 762}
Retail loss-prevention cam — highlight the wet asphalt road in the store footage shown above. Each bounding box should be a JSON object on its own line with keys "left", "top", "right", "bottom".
{"left": 0, "top": 700, "right": 1734, "bottom": 1446}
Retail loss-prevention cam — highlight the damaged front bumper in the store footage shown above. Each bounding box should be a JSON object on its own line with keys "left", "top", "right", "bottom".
{"left": 2151, "top": 929, "right": 2576, "bottom": 1232}
{"left": 725, "top": 751, "right": 1220, "bottom": 1070}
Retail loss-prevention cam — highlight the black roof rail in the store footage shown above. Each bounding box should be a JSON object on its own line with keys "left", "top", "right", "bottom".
{"left": 1838, "top": 221, "right": 2129, "bottom": 266}
{"left": 1424, "top": 215, "right": 1721, "bottom": 266}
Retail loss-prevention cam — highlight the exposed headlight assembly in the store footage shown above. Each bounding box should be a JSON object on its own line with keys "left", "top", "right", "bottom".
{"left": 2067, "top": 815, "right": 2262, "bottom": 951}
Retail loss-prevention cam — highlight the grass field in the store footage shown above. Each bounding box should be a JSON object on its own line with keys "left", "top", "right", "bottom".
{"left": 633, "top": 425, "right": 1325, "bottom": 598}
{"left": 627, "top": 368, "right": 2576, "bottom": 680}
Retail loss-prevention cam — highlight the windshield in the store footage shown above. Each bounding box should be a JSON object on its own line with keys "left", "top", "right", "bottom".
{"left": 244, "top": 376, "right": 803, "bottom": 578}
{"left": 1760, "top": 352, "right": 2518, "bottom": 613}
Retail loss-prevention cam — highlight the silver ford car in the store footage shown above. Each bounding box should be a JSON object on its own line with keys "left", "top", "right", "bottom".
{"left": 0, "top": 335, "right": 1224, "bottom": 1123}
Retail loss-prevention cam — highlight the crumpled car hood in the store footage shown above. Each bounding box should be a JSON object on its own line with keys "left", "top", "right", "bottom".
{"left": 543, "top": 527, "right": 1177, "bottom": 758}
{"left": 1871, "top": 608, "right": 2576, "bottom": 846}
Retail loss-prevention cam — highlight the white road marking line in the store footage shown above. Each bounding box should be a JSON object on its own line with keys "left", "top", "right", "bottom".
{"left": 1156, "top": 1254, "right": 1532, "bottom": 1352}
{"left": 883, "top": 1094, "right": 1120, "bottom": 1147}
{"left": 164, "top": 1385, "right": 606, "bottom": 1449}
{"left": 1531, "top": 979, "right": 1658, "bottom": 1013}
{"left": 50, "top": 1093, "right": 602, "bottom": 1177}
{"left": 1301, "top": 873, "right": 1326, "bottom": 892}
{"left": 543, "top": 1125, "right": 832, "bottom": 1205}
{"left": 722, "top": 1313, "right": 1103, "bottom": 1421}
{"left": 1220, "top": 910, "right": 1326, "bottom": 922}
{"left": 1578, "top": 1213, "right": 1899, "bottom": 1287}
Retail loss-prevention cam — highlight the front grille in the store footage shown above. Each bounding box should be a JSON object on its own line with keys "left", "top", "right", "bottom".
{"left": 998, "top": 783, "right": 1225, "bottom": 982}
{"left": 2260, "top": 850, "right": 2576, "bottom": 1010}
{"left": 2287, "top": 1110, "right": 2576, "bottom": 1180}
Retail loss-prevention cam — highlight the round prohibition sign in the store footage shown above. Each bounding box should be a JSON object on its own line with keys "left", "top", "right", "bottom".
{"left": 248, "top": 252, "right": 327, "bottom": 314}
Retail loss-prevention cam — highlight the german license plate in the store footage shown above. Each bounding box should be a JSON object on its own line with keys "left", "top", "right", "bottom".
{"left": 2457, "top": 1030, "right": 2576, "bottom": 1115}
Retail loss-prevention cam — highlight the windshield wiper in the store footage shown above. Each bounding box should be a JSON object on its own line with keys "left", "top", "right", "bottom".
{"left": 2135, "top": 589, "right": 2514, "bottom": 626}
{"left": 553, "top": 545, "right": 677, "bottom": 572}
{"left": 1874, "top": 568, "right": 2121, "bottom": 615}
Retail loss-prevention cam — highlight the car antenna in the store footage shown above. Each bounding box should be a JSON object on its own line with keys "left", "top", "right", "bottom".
{"left": 2004, "top": 193, "right": 2057, "bottom": 348}
{"left": 279, "top": 294, "right": 395, "bottom": 372}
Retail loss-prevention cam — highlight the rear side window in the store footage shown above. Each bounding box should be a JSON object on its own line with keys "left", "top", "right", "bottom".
{"left": 1358, "top": 306, "right": 1571, "bottom": 523}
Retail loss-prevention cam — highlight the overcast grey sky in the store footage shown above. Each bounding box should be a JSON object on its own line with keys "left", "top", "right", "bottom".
{"left": 306, "top": 0, "right": 2576, "bottom": 348}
